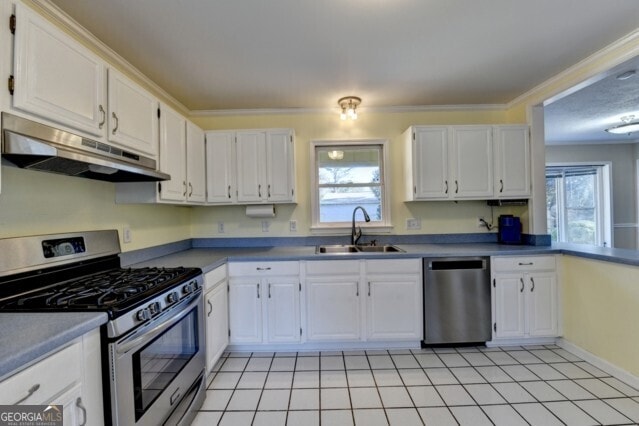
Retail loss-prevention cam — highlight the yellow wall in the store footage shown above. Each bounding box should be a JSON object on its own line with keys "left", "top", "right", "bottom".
{"left": 560, "top": 255, "right": 639, "bottom": 376}
{"left": 189, "top": 110, "right": 527, "bottom": 238}
{"left": 0, "top": 166, "right": 191, "bottom": 250}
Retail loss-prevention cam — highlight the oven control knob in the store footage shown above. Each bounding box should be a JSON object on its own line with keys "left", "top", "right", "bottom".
{"left": 191, "top": 280, "right": 199, "bottom": 290}
{"left": 166, "top": 292, "right": 178, "bottom": 304}
{"left": 136, "top": 309, "right": 150, "bottom": 321}
{"left": 148, "top": 302, "right": 160, "bottom": 316}
{"left": 182, "top": 283, "right": 193, "bottom": 294}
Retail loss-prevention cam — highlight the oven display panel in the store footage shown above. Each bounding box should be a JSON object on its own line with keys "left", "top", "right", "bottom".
{"left": 42, "top": 237, "right": 86, "bottom": 258}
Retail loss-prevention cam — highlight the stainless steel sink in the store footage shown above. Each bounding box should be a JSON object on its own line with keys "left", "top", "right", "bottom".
{"left": 316, "top": 244, "right": 404, "bottom": 254}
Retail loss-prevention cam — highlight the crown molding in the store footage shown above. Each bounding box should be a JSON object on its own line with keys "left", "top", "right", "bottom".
{"left": 190, "top": 103, "right": 507, "bottom": 117}
{"left": 31, "top": 0, "right": 190, "bottom": 115}
{"left": 508, "top": 29, "right": 639, "bottom": 109}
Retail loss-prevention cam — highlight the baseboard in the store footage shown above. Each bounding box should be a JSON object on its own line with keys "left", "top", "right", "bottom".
{"left": 227, "top": 341, "right": 420, "bottom": 352}
{"left": 486, "top": 337, "right": 557, "bottom": 347}
{"left": 557, "top": 338, "right": 639, "bottom": 390}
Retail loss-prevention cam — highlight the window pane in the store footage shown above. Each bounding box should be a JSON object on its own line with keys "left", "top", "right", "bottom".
{"left": 566, "top": 208, "right": 596, "bottom": 245}
{"left": 546, "top": 177, "right": 559, "bottom": 242}
{"left": 319, "top": 187, "right": 381, "bottom": 223}
{"left": 565, "top": 174, "right": 595, "bottom": 208}
{"left": 318, "top": 147, "right": 380, "bottom": 185}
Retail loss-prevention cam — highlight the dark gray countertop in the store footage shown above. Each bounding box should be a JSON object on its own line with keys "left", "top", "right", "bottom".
{"left": 0, "top": 312, "right": 108, "bottom": 380}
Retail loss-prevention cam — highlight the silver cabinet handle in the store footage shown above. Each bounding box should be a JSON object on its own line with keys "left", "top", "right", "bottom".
{"left": 98, "top": 105, "right": 106, "bottom": 129}
{"left": 518, "top": 262, "right": 533, "bottom": 266}
{"left": 76, "top": 397, "right": 87, "bottom": 426}
{"left": 227, "top": 185, "right": 232, "bottom": 199}
{"left": 268, "top": 184, "right": 271, "bottom": 198}
{"left": 207, "top": 299, "right": 213, "bottom": 317}
{"left": 268, "top": 283, "right": 272, "bottom": 298}
{"left": 183, "top": 181, "right": 187, "bottom": 197}
{"left": 455, "top": 180, "right": 459, "bottom": 194}
{"left": 368, "top": 282, "right": 371, "bottom": 297}
{"left": 258, "top": 184, "right": 262, "bottom": 198}
{"left": 444, "top": 180, "right": 448, "bottom": 194}
{"left": 520, "top": 278, "right": 524, "bottom": 292}
{"left": 112, "top": 112, "right": 119, "bottom": 134}
{"left": 188, "top": 182, "right": 193, "bottom": 197}
{"left": 356, "top": 284, "right": 359, "bottom": 297}
{"left": 257, "top": 283, "right": 260, "bottom": 298}
{"left": 499, "top": 179, "right": 504, "bottom": 193}
{"left": 256, "top": 267, "right": 271, "bottom": 271}
{"left": 13, "top": 384, "right": 40, "bottom": 405}
{"left": 530, "top": 277, "right": 535, "bottom": 292}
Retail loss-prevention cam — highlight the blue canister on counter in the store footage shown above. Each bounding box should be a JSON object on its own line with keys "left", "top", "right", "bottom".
{"left": 498, "top": 215, "right": 522, "bottom": 244}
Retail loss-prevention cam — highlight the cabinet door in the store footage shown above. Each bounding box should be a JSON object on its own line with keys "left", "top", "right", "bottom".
{"left": 236, "top": 131, "right": 266, "bottom": 202}
{"left": 494, "top": 126, "right": 530, "bottom": 198}
{"left": 266, "top": 278, "right": 301, "bottom": 343}
{"left": 205, "top": 283, "right": 229, "bottom": 372}
{"left": 493, "top": 274, "right": 526, "bottom": 338}
{"left": 367, "top": 275, "right": 422, "bottom": 340}
{"left": 412, "top": 127, "right": 449, "bottom": 199}
{"left": 158, "top": 104, "right": 186, "bottom": 202}
{"left": 206, "top": 131, "right": 236, "bottom": 204}
{"left": 266, "top": 130, "right": 295, "bottom": 202}
{"left": 51, "top": 384, "right": 83, "bottom": 426}
{"left": 228, "top": 279, "right": 263, "bottom": 344}
{"left": 527, "top": 272, "right": 558, "bottom": 337}
{"left": 186, "top": 121, "right": 206, "bottom": 203}
{"left": 306, "top": 278, "right": 361, "bottom": 341}
{"left": 13, "top": 4, "right": 106, "bottom": 137}
{"left": 107, "top": 68, "right": 158, "bottom": 157}
{"left": 450, "top": 126, "right": 493, "bottom": 198}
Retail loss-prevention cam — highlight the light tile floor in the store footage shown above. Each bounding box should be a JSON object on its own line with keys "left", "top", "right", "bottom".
{"left": 191, "top": 345, "right": 639, "bottom": 426}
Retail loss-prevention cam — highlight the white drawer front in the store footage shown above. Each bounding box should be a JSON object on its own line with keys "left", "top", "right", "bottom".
{"left": 205, "top": 265, "right": 227, "bottom": 292}
{"left": 229, "top": 261, "right": 299, "bottom": 277}
{"left": 492, "top": 255, "right": 556, "bottom": 272}
{"left": 365, "top": 259, "right": 421, "bottom": 274}
{"left": 305, "top": 260, "right": 360, "bottom": 276}
{"left": 0, "top": 341, "right": 82, "bottom": 405}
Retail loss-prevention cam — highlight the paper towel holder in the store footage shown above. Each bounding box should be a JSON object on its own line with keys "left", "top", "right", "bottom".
{"left": 245, "top": 204, "right": 276, "bottom": 218}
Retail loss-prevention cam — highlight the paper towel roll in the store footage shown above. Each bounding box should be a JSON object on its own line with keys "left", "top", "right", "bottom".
{"left": 245, "top": 204, "right": 276, "bottom": 218}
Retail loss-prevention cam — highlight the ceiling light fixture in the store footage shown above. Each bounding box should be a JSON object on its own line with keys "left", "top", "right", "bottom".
{"left": 606, "top": 115, "right": 639, "bottom": 135}
{"left": 338, "top": 96, "right": 361, "bottom": 120}
{"left": 327, "top": 150, "right": 344, "bottom": 160}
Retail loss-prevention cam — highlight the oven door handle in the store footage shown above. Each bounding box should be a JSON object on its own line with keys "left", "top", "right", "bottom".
{"left": 116, "top": 296, "right": 200, "bottom": 354}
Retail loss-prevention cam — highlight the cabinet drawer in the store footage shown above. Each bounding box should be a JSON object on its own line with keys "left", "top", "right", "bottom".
{"left": 365, "top": 259, "right": 421, "bottom": 274}
{"left": 492, "top": 256, "right": 556, "bottom": 272}
{"left": 229, "top": 261, "right": 299, "bottom": 277}
{"left": 0, "top": 341, "right": 82, "bottom": 405}
{"left": 204, "top": 265, "right": 227, "bottom": 292}
{"left": 305, "top": 260, "right": 360, "bottom": 276}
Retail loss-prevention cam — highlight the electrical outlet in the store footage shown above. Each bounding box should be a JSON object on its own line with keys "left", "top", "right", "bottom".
{"left": 478, "top": 217, "right": 486, "bottom": 228}
{"left": 261, "top": 220, "right": 270, "bottom": 232}
{"left": 217, "top": 222, "right": 225, "bottom": 233}
{"left": 289, "top": 220, "right": 297, "bottom": 232}
{"left": 123, "top": 227, "right": 132, "bottom": 244}
{"left": 406, "top": 218, "right": 421, "bottom": 230}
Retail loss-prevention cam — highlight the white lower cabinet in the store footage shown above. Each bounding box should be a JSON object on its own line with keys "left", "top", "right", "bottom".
{"left": 0, "top": 329, "right": 103, "bottom": 426}
{"left": 305, "top": 259, "right": 422, "bottom": 343}
{"left": 204, "top": 265, "right": 228, "bottom": 373}
{"left": 492, "top": 256, "right": 558, "bottom": 341}
{"left": 228, "top": 262, "right": 301, "bottom": 345}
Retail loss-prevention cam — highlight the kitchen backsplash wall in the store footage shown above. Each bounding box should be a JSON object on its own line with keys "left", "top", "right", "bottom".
{"left": 0, "top": 165, "right": 191, "bottom": 251}
{"left": 189, "top": 109, "right": 528, "bottom": 238}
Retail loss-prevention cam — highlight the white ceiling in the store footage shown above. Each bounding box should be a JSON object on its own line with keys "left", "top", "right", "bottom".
{"left": 46, "top": 0, "right": 639, "bottom": 115}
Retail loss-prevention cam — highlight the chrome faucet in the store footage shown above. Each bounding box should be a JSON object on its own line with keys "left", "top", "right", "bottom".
{"left": 351, "top": 206, "right": 371, "bottom": 246}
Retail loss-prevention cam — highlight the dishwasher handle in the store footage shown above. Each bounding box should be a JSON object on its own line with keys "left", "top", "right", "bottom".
{"left": 427, "top": 259, "right": 487, "bottom": 271}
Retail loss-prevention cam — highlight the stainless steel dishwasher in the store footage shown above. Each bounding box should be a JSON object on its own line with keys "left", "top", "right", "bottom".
{"left": 423, "top": 257, "right": 491, "bottom": 345}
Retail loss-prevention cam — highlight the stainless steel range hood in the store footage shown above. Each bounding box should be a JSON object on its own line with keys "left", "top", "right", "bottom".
{"left": 1, "top": 113, "right": 170, "bottom": 182}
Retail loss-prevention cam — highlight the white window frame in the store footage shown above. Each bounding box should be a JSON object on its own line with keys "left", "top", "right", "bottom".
{"left": 546, "top": 162, "right": 613, "bottom": 247}
{"left": 310, "top": 139, "right": 392, "bottom": 233}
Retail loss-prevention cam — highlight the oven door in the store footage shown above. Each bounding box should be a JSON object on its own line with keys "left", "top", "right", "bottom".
{"left": 109, "top": 292, "right": 205, "bottom": 426}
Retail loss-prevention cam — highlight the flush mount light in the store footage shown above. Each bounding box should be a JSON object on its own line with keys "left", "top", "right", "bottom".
{"left": 606, "top": 115, "right": 639, "bottom": 135}
{"left": 327, "top": 150, "right": 344, "bottom": 160}
{"left": 338, "top": 96, "right": 361, "bottom": 120}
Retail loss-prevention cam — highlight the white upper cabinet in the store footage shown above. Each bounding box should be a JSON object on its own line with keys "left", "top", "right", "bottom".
{"left": 107, "top": 68, "right": 158, "bottom": 158}
{"left": 403, "top": 124, "right": 530, "bottom": 201}
{"left": 12, "top": 3, "right": 106, "bottom": 137}
{"left": 158, "top": 103, "right": 186, "bottom": 202}
{"left": 205, "top": 131, "right": 236, "bottom": 204}
{"left": 493, "top": 125, "right": 531, "bottom": 198}
{"left": 266, "top": 130, "right": 295, "bottom": 202}
{"left": 186, "top": 121, "right": 206, "bottom": 203}
{"left": 450, "top": 126, "right": 493, "bottom": 198}
{"left": 236, "top": 131, "right": 267, "bottom": 203}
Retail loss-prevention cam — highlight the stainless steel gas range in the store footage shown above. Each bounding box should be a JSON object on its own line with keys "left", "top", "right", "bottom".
{"left": 0, "top": 230, "right": 206, "bottom": 426}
